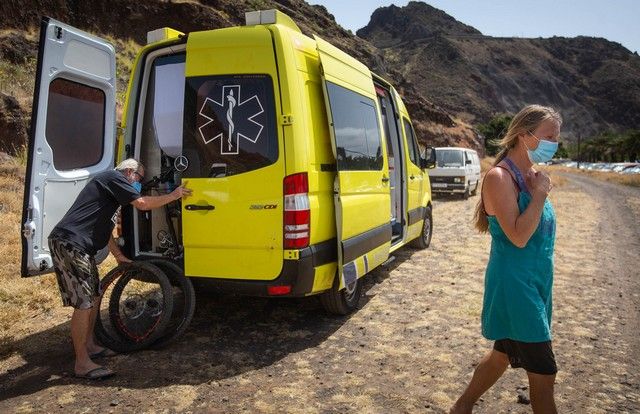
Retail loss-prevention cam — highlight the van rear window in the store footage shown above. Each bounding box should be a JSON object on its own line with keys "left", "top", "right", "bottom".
{"left": 436, "top": 150, "right": 464, "bottom": 167}
{"left": 182, "top": 75, "right": 277, "bottom": 178}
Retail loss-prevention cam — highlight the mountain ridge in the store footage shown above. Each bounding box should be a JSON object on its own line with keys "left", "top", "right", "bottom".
{"left": 357, "top": 1, "right": 640, "bottom": 142}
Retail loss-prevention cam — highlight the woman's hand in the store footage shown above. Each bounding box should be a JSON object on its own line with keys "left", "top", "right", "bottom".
{"left": 530, "top": 171, "right": 552, "bottom": 200}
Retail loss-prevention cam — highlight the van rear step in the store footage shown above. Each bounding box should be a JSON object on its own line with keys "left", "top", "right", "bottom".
{"left": 381, "top": 256, "right": 396, "bottom": 267}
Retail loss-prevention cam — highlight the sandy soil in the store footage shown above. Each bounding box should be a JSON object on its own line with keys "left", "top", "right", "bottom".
{"left": 1, "top": 171, "right": 639, "bottom": 413}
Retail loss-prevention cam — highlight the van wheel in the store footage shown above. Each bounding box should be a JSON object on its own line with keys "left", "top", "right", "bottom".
{"left": 411, "top": 206, "right": 432, "bottom": 249}
{"left": 471, "top": 181, "right": 478, "bottom": 196}
{"left": 463, "top": 185, "right": 470, "bottom": 199}
{"left": 320, "top": 272, "right": 362, "bottom": 315}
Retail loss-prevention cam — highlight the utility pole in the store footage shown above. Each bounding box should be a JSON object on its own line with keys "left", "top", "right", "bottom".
{"left": 577, "top": 132, "right": 581, "bottom": 169}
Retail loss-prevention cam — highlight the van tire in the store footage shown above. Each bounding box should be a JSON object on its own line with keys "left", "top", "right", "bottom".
{"left": 463, "top": 185, "right": 470, "bottom": 199}
{"left": 411, "top": 206, "right": 433, "bottom": 249}
{"left": 320, "top": 272, "right": 362, "bottom": 315}
{"left": 471, "top": 181, "right": 478, "bottom": 196}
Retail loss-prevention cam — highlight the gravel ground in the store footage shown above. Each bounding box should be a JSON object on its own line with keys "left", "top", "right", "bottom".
{"left": 1, "top": 171, "right": 639, "bottom": 413}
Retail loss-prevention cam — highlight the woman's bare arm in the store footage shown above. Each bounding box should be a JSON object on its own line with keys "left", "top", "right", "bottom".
{"left": 483, "top": 167, "right": 549, "bottom": 248}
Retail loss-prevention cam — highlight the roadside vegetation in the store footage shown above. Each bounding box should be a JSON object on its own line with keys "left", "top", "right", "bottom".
{"left": 477, "top": 114, "right": 639, "bottom": 162}
{"left": 477, "top": 115, "right": 640, "bottom": 188}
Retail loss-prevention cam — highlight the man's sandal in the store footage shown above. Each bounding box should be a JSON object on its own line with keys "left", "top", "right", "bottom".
{"left": 75, "top": 366, "right": 115, "bottom": 380}
{"left": 90, "top": 348, "right": 118, "bottom": 359}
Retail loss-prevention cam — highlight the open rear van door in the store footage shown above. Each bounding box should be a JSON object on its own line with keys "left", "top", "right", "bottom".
{"left": 315, "top": 35, "right": 391, "bottom": 292}
{"left": 21, "top": 18, "right": 117, "bottom": 276}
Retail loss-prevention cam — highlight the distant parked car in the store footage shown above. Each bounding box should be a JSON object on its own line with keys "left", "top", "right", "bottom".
{"left": 428, "top": 147, "right": 481, "bottom": 199}
{"left": 620, "top": 164, "right": 640, "bottom": 174}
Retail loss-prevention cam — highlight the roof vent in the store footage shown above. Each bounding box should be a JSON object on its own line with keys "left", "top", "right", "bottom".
{"left": 147, "top": 27, "right": 184, "bottom": 45}
{"left": 244, "top": 9, "right": 301, "bottom": 33}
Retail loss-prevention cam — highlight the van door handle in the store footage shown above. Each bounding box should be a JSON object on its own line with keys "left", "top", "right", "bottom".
{"left": 185, "top": 204, "right": 215, "bottom": 211}
{"left": 381, "top": 176, "right": 390, "bottom": 183}
{"left": 410, "top": 175, "right": 416, "bottom": 180}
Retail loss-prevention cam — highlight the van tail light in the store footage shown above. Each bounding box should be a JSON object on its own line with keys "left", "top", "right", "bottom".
{"left": 283, "top": 173, "right": 310, "bottom": 249}
{"left": 268, "top": 285, "right": 292, "bottom": 296}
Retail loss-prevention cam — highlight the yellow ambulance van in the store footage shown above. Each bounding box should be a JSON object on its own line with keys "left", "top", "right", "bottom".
{"left": 21, "top": 9, "right": 436, "bottom": 314}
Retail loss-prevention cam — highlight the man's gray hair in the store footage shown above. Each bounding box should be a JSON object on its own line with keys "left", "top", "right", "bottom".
{"left": 115, "top": 158, "right": 144, "bottom": 172}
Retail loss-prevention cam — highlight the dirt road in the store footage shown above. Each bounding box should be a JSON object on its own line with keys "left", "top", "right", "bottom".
{"left": 1, "top": 171, "right": 639, "bottom": 413}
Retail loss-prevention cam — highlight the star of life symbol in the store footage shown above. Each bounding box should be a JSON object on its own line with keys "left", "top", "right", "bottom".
{"left": 198, "top": 85, "right": 264, "bottom": 155}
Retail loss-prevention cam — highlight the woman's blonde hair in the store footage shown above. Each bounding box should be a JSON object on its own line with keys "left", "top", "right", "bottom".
{"left": 473, "top": 105, "right": 562, "bottom": 232}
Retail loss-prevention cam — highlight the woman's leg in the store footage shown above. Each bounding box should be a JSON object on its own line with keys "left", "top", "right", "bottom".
{"left": 527, "top": 371, "right": 557, "bottom": 414}
{"left": 450, "top": 349, "right": 510, "bottom": 414}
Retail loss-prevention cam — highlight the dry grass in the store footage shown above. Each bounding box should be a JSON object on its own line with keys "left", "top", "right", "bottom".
{"left": 0, "top": 160, "right": 59, "bottom": 346}
{"left": 480, "top": 156, "right": 494, "bottom": 173}
{"left": 0, "top": 159, "right": 117, "bottom": 352}
{"left": 545, "top": 165, "right": 640, "bottom": 188}
{"left": 0, "top": 57, "right": 37, "bottom": 108}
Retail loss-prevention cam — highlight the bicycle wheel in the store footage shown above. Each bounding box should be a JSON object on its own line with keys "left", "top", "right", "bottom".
{"left": 145, "top": 259, "right": 196, "bottom": 349}
{"left": 95, "top": 262, "right": 174, "bottom": 353}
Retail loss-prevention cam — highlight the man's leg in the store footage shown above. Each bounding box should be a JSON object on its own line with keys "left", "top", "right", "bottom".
{"left": 71, "top": 307, "right": 102, "bottom": 375}
{"left": 85, "top": 298, "right": 103, "bottom": 354}
{"left": 527, "top": 372, "right": 557, "bottom": 414}
{"left": 449, "top": 349, "right": 510, "bottom": 414}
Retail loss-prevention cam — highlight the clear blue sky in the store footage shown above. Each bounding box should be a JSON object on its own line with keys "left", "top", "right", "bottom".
{"left": 309, "top": 0, "right": 640, "bottom": 53}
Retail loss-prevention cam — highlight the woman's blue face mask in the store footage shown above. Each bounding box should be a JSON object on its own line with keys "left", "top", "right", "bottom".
{"left": 132, "top": 181, "right": 142, "bottom": 193}
{"left": 525, "top": 132, "right": 558, "bottom": 163}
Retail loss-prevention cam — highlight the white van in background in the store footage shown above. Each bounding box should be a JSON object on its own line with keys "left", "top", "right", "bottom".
{"left": 428, "top": 147, "right": 481, "bottom": 199}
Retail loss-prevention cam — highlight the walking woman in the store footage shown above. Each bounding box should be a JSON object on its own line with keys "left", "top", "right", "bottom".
{"left": 450, "top": 105, "right": 562, "bottom": 413}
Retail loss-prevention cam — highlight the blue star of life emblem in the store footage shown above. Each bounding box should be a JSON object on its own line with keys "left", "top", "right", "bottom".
{"left": 198, "top": 85, "right": 265, "bottom": 155}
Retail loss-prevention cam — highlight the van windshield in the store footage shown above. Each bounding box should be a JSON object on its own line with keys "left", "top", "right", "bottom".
{"left": 436, "top": 149, "right": 463, "bottom": 167}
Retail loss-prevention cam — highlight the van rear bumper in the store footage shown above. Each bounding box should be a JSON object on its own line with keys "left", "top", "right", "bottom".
{"left": 189, "top": 239, "right": 337, "bottom": 297}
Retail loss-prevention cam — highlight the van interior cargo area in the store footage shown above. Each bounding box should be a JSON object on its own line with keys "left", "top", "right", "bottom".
{"left": 133, "top": 51, "right": 186, "bottom": 260}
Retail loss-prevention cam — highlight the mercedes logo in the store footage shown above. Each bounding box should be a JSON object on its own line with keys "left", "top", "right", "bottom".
{"left": 174, "top": 155, "right": 189, "bottom": 172}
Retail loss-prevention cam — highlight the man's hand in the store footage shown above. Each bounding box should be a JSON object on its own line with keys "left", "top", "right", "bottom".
{"left": 171, "top": 181, "right": 192, "bottom": 200}
{"left": 114, "top": 254, "right": 132, "bottom": 264}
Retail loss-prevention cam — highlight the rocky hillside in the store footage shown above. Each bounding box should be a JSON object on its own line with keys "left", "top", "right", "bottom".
{"left": 0, "top": 0, "right": 477, "bottom": 157}
{"left": 357, "top": 1, "right": 640, "bottom": 141}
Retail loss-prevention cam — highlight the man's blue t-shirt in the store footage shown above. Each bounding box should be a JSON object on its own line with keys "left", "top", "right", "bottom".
{"left": 49, "top": 170, "right": 141, "bottom": 255}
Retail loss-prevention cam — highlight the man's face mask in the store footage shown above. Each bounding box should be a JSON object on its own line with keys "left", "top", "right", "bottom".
{"left": 132, "top": 181, "right": 142, "bottom": 193}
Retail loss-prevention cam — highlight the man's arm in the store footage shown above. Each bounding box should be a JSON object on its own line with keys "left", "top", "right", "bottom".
{"left": 131, "top": 182, "right": 192, "bottom": 211}
{"left": 108, "top": 237, "right": 131, "bottom": 264}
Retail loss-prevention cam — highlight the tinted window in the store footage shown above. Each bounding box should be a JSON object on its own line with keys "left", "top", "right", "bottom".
{"left": 45, "top": 78, "right": 105, "bottom": 170}
{"left": 437, "top": 149, "right": 464, "bottom": 167}
{"left": 183, "top": 75, "right": 278, "bottom": 177}
{"left": 326, "top": 82, "right": 382, "bottom": 171}
{"left": 403, "top": 118, "right": 419, "bottom": 166}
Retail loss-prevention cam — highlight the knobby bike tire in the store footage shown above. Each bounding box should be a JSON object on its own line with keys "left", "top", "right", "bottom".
{"left": 95, "top": 262, "right": 174, "bottom": 353}
{"left": 145, "top": 259, "right": 196, "bottom": 349}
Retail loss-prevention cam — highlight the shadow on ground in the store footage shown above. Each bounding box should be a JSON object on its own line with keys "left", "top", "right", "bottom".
{"left": 0, "top": 251, "right": 415, "bottom": 400}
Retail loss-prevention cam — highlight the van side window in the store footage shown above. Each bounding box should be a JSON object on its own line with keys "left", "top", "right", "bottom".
{"left": 326, "top": 82, "right": 383, "bottom": 171}
{"left": 402, "top": 118, "right": 419, "bottom": 166}
{"left": 45, "top": 78, "right": 105, "bottom": 170}
{"left": 182, "top": 74, "right": 278, "bottom": 178}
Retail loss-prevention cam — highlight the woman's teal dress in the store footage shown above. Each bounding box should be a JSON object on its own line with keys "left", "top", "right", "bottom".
{"left": 481, "top": 158, "right": 556, "bottom": 343}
